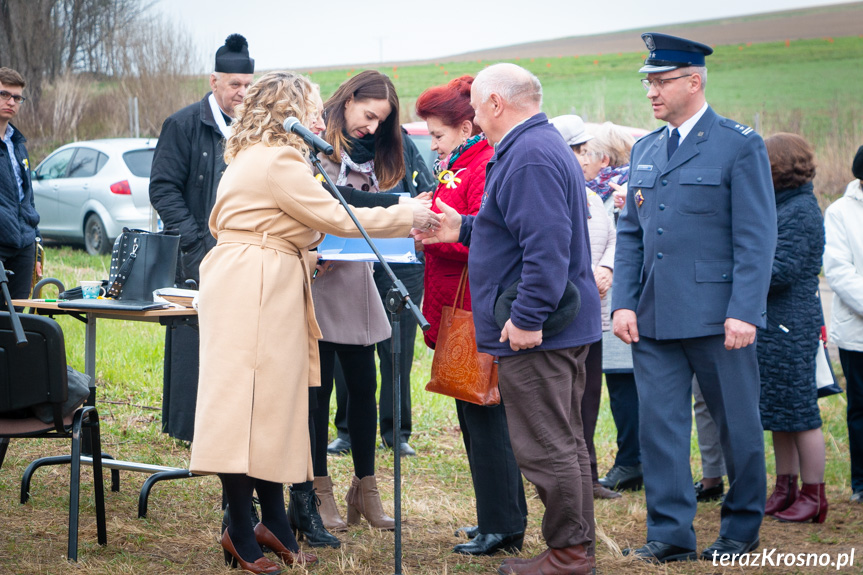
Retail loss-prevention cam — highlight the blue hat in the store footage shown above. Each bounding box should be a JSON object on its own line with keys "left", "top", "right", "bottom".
{"left": 639, "top": 33, "right": 713, "bottom": 73}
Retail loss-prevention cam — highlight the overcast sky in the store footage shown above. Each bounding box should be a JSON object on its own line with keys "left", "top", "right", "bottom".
{"left": 157, "top": 0, "right": 857, "bottom": 70}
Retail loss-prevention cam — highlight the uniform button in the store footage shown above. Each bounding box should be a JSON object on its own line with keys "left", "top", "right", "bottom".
{"left": 203, "top": 152, "right": 208, "bottom": 157}
{"left": 657, "top": 253, "right": 664, "bottom": 259}
{"left": 657, "top": 228, "right": 664, "bottom": 235}
{"left": 661, "top": 179, "right": 668, "bottom": 186}
{"left": 696, "top": 176, "right": 703, "bottom": 182}
{"left": 198, "top": 175, "right": 204, "bottom": 180}
{"left": 637, "top": 179, "right": 643, "bottom": 184}
{"left": 659, "top": 204, "right": 666, "bottom": 210}
{"left": 722, "top": 273, "right": 728, "bottom": 279}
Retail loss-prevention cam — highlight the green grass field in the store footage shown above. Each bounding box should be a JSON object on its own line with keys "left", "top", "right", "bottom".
{"left": 303, "top": 35, "right": 863, "bottom": 200}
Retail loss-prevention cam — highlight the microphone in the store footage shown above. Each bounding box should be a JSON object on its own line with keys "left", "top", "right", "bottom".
{"left": 283, "top": 116, "right": 334, "bottom": 155}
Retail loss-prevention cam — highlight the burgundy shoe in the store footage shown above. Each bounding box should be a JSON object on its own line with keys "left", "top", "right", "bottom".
{"left": 774, "top": 483, "right": 828, "bottom": 523}
{"left": 498, "top": 545, "right": 593, "bottom": 575}
{"left": 765, "top": 474, "right": 798, "bottom": 515}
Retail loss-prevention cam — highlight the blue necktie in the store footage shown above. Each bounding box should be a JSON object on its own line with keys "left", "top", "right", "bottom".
{"left": 667, "top": 128, "right": 680, "bottom": 159}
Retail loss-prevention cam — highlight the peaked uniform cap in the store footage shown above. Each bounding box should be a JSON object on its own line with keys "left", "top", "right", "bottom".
{"left": 639, "top": 32, "right": 713, "bottom": 73}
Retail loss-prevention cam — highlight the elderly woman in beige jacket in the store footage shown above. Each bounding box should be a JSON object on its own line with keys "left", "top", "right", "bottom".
{"left": 189, "top": 71, "right": 436, "bottom": 574}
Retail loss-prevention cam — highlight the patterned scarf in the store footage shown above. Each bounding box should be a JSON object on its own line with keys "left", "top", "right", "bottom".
{"left": 587, "top": 164, "right": 631, "bottom": 202}
{"left": 337, "top": 133, "right": 378, "bottom": 189}
{"left": 433, "top": 133, "right": 486, "bottom": 176}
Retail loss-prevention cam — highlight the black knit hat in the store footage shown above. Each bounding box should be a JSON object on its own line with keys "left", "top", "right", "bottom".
{"left": 853, "top": 145, "right": 863, "bottom": 180}
{"left": 215, "top": 34, "right": 254, "bottom": 74}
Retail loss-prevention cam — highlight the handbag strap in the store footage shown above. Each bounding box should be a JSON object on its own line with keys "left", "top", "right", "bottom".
{"left": 451, "top": 266, "right": 468, "bottom": 310}
{"left": 106, "top": 237, "right": 139, "bottom": 298}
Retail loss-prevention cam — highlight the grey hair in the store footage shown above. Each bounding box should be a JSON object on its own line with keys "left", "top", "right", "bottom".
{"left": 684, "top": 66, "right": 707, "bottom": 90}
{"left": 474, "top": 63, "right": 543, "bottom": 110}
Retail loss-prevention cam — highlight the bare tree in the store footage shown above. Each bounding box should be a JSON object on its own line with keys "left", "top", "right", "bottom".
{"left": 0, "top": 0, "right": 155, "bottom": 107}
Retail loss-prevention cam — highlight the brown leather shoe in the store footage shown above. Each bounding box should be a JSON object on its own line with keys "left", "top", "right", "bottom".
{"left": 253, "top": 522, "right": 317, "bottom": 567}
{"left": 314, "top": 475, "right": 347, "bottom": 532}
{"left": 498, "top": 545, "right": 593, "bottom": 574}
{"left": 221, "top": 529, "right": 282, "bottom": 574}
{"left": 346, "top": 475, "right": 395, "bottom": 530}
{"left": 593, "top": 482, "right": 622, "bottom": 499}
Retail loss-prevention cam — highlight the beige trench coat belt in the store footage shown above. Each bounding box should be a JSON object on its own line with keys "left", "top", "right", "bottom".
{"left": 216, "top": 229, "right": 323, "bottom": 387}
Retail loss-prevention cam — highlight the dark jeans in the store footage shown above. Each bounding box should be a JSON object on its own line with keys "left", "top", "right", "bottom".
{"left": 605, "top": 371, "right": 640, "bottom": 467}
{"left": 840, "top": 348, "right": 863, "bottom": 493}
{"left": 0, "top": 243, "right": 36, "bottom": 300}
{"left": 456, "top": 399, "right": 527, "bottom": 533}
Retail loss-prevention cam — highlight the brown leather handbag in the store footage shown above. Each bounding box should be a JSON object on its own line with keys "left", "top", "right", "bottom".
{"left": 425, "top": 268, "right": 500, "bottom": 406}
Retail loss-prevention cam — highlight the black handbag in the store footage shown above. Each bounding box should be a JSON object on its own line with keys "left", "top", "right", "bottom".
{"left": 106, "top": 228, "right": 181, "bottom": 301}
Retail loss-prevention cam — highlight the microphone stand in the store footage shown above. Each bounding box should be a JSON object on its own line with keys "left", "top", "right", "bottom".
{"left": 309, "top": 149, "right": 429, "bottom": 575}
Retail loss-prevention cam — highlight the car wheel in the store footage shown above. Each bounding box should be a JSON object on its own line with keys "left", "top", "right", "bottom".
{"left": 84, "top": 214, "right": 111, "bottom": 255}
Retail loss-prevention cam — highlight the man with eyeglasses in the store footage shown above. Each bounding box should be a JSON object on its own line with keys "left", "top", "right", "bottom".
{"left": 612, "top": 33, "right": 776, "bottom": 564}
{"left": 0, "top": 67, "right": 41, "bottom": 300}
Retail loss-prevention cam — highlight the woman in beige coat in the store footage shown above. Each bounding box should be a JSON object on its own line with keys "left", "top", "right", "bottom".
{"left": 189, "top": 71, "right": 436, "bottom": 573}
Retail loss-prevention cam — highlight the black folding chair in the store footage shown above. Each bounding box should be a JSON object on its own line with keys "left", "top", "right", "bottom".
{"left": 0, "top": 308, "right": 107, "bottom": 561}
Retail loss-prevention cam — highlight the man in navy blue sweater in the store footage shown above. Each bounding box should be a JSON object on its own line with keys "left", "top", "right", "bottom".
{"left": 417, "top": 63, "right": 601, "bottom": 575}
{"left": 0, "top": 67, "right": 40, "bottom": 300}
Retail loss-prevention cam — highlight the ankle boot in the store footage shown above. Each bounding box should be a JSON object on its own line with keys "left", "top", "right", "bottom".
{"left": 774, "top": 482, "right": 828, "bottom": 523}
{"left": 345, "top": 475, "right": 395, "bottom": 530}
{"left": 498, "top": 544, "right": 593, "bottom": 575}
{"left": 765, "top": 474, "right": 798, "bottom": 515}
{"left": 288, "top": 486, "right": 341, "bottom": 548}
{"left": 313, "top": 476, "right": 347, "bottom": 532}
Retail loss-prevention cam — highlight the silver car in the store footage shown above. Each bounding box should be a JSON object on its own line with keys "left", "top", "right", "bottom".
{"left": 32, "top": 138, "right": 158, "bottom": 255}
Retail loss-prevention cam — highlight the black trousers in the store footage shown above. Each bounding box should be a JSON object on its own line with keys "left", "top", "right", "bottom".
{"left": 374, "top": 262, "right": 423, "bottom": 445}
{"left": 605, "top": 371, "right": 640, "bottom": 467}
{"left": 0, "top": 243, "right": 36, "bottom": 300}
{"left": 314, "top": 341, "right": 378, "bottom": 478}
{"left": 841, "top": 348, "right": 863, "bottom": 494}
{"left": 581, "top": 340, "right": 603, "bottom": 482}
{"left": 456, "top": 398, "right": 527, "bottom": 533}
{"left": 333, "top": 263, "right": 424, "bottom": 446}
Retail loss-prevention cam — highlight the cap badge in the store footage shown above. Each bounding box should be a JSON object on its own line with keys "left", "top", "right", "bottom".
{"left": 644, "top": 35, "right": 655, "bottom": 50}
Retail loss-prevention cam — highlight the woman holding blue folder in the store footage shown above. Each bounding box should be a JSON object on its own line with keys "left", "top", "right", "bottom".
{"left": 309, "top": 70, "right": 425, "bottom": 533}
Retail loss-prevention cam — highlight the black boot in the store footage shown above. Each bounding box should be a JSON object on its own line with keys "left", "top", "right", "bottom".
{"left": 288, "top": 487, "right": 341, "bottom": 548}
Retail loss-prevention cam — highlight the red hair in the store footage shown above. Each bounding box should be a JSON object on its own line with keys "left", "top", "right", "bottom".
{"left": 415, "top": 75, "right": 480, "bottom": 135}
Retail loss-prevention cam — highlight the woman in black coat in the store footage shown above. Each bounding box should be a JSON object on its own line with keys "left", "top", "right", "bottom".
{"left": 759, "top": 132, "right": 827, "bottom": 523}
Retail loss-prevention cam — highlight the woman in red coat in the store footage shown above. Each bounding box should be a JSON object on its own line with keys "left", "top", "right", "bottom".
{"left": 417, "top": 76, "right": 527, "bottom": 557}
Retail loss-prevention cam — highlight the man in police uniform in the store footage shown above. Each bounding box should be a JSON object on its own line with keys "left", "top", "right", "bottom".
{"left": 612, "top": 33, "right": 776, "bottom": 563}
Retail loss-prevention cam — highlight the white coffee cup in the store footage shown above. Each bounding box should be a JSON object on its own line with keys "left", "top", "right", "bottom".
{"left": 80, "top": 280, "right": 106, "bottom": 299}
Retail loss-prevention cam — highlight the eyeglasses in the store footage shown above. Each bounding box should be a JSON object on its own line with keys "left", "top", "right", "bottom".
{"left": 641, "top": 74, "right": 693, "bottom": 91}
{"left": 0, "top": 90, "right": 26, "bottom": 104}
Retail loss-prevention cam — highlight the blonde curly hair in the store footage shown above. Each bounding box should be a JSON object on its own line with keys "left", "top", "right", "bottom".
{"left": 224, "top": 71, "right": 319, "bottom": 163}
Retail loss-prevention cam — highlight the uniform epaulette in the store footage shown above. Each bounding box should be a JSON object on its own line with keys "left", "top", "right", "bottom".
{"left": 635, "top": 125, "right": 665, "bottom": 144}
{"left": 720, "top": 119, "right": 755, "bottom": 137}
